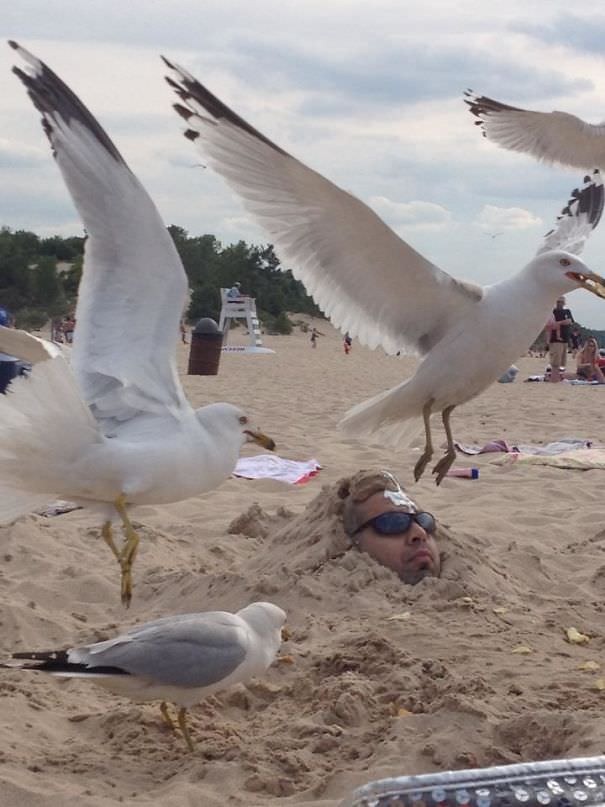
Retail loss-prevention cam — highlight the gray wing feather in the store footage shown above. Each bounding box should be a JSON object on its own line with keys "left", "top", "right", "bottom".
{"left": 537, "top": 170, "right": 604, "bottom": 257}
{"left": 165, "top": 60, "right": 484, "bottom": 358}
{"left": 465, "top": 90, "right": 605, "bottom": 170}
{"left": 11, "top": 41, "right": 189, "bottom": 427}
{"left": 75, "top": 613, "right": 248, "bottom": 688}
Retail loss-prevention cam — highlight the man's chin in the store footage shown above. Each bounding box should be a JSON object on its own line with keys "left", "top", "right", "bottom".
{"left": 398, "top": 566, "right": 437, "bottom": 585}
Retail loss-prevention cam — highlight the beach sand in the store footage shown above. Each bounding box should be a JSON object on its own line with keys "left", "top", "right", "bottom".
{"left": 1, "top": 319, "right": 605, "bottom": 806}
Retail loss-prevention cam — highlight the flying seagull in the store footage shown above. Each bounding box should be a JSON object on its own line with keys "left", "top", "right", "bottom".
{"left": 465, "top": 90, "right": 605, "bottom": 170}
{"left": 163, "top": 60, "right": 605, "bottom": 484}
{"left": 1, "top": 601, "right": 286, "bottom": 751}
{"left": 2, "top": 41, "right": 274, "bottom": 605}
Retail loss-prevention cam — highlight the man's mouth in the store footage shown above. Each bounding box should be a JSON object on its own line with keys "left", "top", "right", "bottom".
{"left": 409, "top": 549, "right": 434, "bottom": 565}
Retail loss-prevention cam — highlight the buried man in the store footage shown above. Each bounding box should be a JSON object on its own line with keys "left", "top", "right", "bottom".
{"left": 340, "top": 470, "right": 441, "bottom": 584}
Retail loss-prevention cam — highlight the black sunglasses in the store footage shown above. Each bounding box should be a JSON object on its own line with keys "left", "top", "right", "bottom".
{"left": 353, "top": 511, "right": 436, "bottom": 537}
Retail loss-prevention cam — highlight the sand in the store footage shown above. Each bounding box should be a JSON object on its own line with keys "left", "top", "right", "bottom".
{"left": 1, "top": 319, "right": 605, "bottom": 806}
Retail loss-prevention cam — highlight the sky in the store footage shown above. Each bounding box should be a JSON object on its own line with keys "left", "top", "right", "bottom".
{"left": 2, "top": 1, "right": 605, "bottom": 326}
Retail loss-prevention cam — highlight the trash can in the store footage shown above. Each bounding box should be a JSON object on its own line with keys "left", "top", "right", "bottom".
{"left": 187, "top": 318, "right": 224, "bottom": 375}
{"left": 0, "top": 353, "right": 18, "bottom": 394}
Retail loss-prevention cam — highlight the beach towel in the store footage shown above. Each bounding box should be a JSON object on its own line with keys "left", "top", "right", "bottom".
{"left": 455, "top": 438, "right": 593, "bottom": 455}
{"left": 233, "top": 454, "right": 322, "bottom": 484}
{"left": 493, "top": 447, "right": 605, "bottom": 471}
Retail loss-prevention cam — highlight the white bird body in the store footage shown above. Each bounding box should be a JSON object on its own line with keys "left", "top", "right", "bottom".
{"left": 164, "top": 61, "right": 605, "bottom": 480}
{"left": 342, "top": 252, "right": 587, "bottom": 438}
{"left": 42, "top": 602, "right": 286, "bottom": 708}
{"left": 66, "top": 411, "right": 243, "bottom": 510}
{"left": 4, "top": 43, "right": 274, "bottom": 601}
{"left": 2, "top": 601, "right": 287, "bottom": 747}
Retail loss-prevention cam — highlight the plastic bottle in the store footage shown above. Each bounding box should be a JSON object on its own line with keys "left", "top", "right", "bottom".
{"left": 446, "top": 467, "right": 479, "bottom": 479}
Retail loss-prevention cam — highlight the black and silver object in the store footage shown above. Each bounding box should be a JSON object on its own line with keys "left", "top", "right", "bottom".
{"left": 341, "top": 756, "right": 605, "bottom": 807}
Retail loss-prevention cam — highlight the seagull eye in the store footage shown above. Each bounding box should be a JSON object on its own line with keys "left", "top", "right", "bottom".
{"left": 239, "top": 415, "right": 248, "bottom": 425}
{"left": 560, "top": 258, "right": 571, "bottom": 266}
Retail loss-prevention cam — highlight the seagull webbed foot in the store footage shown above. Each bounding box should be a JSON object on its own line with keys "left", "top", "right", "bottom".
{"left": 431, "top": 450, "right": 456, "bottom": 485}
{"left": 432, "top": 404, "right": 457, "bottom": 485}
{"left": 414, "top": 449, "right": 433, "bottom": 482}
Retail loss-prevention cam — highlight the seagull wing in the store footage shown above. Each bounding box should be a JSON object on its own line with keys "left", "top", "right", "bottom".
{"left": 72, "top": 612, "right": 249, "bottom": 688}
{"left": 537, "top": 170, "right": 604, "bottom": 256}
{"left": 0, "top": 325, "right": 65, "bottom": 364}
{"left": 465, "top": 91, "right": 605, "bottom": 170}
{"left": 164, "top": 60, "right": 483, "bottom": 356}
{"left": 11, "top": 42, "right": 189, "bottom": 425}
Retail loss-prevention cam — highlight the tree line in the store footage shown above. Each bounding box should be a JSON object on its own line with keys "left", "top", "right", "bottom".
{"left": 0, "top": 225, "right": 321, "bottom": 333}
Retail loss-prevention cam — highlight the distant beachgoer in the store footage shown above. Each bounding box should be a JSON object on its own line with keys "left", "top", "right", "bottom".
{"left": 62, "top": 315, "right": 76, "bottom": 344}
{"left": 576, "top": 337, "right": 605, "bottom": 383}
{"left": 341, "top": 470, "right": 441, "bottom": 584}
{"left": 343, "top": 332, "right": 352, "bottom": 355}
{"left": 570, "top": 328, "right": 582, "bottom": 356}
{"left": 180, "top": 319, "right": 187, "bottom": 344}
{"left": 546, "top": 296, "right": 574, "bottom": 382}
{"left": 310, "top": 327, "right": 324, "bottom": 348}
{"left": 51, "top": 318, "right": 64, "bottom": 343}
{"left": 227, "top": 282, "right": 243, "bottom": 300}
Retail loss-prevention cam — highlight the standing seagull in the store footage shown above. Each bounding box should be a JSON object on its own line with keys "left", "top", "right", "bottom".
{"left": 1, "top": 601, "right": 286, "bottom": 751}
{"left": 163, "top": 60, "right": 605, "bottom": 483}
{"left": 465, "top": 90, "right": 605, "bottom": 170}
{"left": 1, "top": 42, "right": 274, "bottom": 605}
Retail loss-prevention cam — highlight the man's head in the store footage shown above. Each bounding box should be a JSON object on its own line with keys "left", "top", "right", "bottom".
{"left": 341, "top": 470, "right": 441, "bottom": 584}
{"left": 556, "top": 296, "right": 566, "bottom": 308}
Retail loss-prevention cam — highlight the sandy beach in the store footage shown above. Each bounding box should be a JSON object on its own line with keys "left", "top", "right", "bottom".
{"left": 1, "top": 319, "right": 605, "bottom": 806}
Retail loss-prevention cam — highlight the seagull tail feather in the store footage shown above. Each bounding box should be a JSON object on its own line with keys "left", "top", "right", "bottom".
{"left": 0, "top": 356, "right": 101, "bottom": 525}
{"left": 338, "top": 380, "right": 424, "bottom": 449}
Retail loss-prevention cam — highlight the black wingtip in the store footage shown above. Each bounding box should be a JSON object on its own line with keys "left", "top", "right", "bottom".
{"left": 8, "top": 39, "right": 18, "bottom": 50}
{"left": 173, "top": 102, "right": 193, "bottom": 120}
{"left": 11, "top": 44, "right": 127, "bottom": 166}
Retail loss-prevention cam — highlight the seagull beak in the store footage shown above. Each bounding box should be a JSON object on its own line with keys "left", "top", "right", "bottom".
{"left": 567, "top": 270, "right": 605, "bottom": 300}
{"left": 244, "top": 429, "right": 276, "bottom": 451}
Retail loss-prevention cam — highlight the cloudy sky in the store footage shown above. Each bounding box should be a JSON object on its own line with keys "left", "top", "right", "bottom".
{"left": 2, "top": 1, "right": 605, "bottom": 326}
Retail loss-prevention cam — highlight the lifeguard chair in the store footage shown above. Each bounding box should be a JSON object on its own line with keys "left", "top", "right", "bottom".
{"left": 218, "top": 289, "right": 274, "bottom": 354}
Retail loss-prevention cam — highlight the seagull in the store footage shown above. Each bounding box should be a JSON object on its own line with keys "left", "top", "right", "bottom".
{"left": 465, "top": 90, "right": 605, "bottom": 170}
{"left": 163, "top": 60, "right": 605, "bottom": 483}
{"left": 1, "top": 41, "right": 274, "bottom": 605}
{"left": 0, "top": 601, "right": 286, "bottom": 751}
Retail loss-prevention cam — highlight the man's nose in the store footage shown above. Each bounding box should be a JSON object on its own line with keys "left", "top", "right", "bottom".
{"left": 406, "top": 522, "right": 428, "bottom": 544}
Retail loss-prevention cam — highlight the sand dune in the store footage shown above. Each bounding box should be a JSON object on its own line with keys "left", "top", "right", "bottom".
{"left": 1, "top": 320, "right": 605, "bottom": 806}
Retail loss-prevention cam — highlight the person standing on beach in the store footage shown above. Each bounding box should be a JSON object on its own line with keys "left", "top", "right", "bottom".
{"left": 547, "top": 296, "right": 574, "bottom": 381}
{"left": 310, "top": 327, "right": 324, "bottom": 348}
{"left": 343, "top": 332, "right": 352, "bottom": 355}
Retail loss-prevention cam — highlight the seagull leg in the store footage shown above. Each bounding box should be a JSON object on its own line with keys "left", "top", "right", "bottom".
{"left": 414, "top": 399, "right": 434, "bottom": 482}
{"left": 177, "top": 706, "right": 195, "bottom": 751}
{"left": 160, "top": 701, "right": 176, "bottom": 731}
{"left": 114, "top": 494, "right": 140, "bottom": 607}
{"left": 101, "top": 521, "right": 121, "bottom": 562}
{"left": 431, "top": 405, "right": 457, "bottom": 485}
